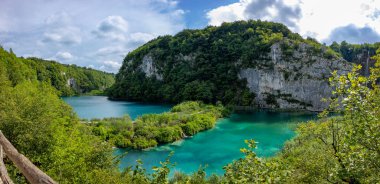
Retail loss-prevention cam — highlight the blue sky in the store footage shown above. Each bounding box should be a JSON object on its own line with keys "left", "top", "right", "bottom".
{"left": 178, "top": 0, "right": 238, "bottom": 28}
{"left": 1, "top": 0, "right": 380, "bottom": 73}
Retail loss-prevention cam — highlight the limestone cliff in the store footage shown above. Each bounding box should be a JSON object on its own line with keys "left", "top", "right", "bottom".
{"left": 238, "top": 43, "right": 352, "bottom": 111}
{"left": 139, "top": 55, "right": 163, "bottom": 80}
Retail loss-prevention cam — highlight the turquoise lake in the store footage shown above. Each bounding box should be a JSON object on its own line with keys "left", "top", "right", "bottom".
{"left": 63, "top": 96, "right": 316, "bottom": 175}
{"left": 62, "top": 96, "right": 172, "bottom": 119}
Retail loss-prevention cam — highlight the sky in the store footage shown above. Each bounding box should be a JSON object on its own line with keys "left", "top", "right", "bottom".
{"left": 1, "top": 0, "right": 380, "bottom": 73}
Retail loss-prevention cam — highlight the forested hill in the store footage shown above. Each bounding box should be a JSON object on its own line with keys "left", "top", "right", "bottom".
{"left": 0, "top": 47, "right": 114, "bottom": 96}
{"left": 108, "top": 20, "right": 357, "bottom": 111}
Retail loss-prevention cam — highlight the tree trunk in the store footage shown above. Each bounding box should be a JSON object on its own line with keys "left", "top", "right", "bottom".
{"left": 0, "top": 145, "right": 14, "bottom": 184}
{"left": 0, "top": 131, "right": 57, "bottom": 184}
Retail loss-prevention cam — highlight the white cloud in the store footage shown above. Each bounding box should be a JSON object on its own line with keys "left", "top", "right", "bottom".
{"left": 99, "top": 60, "right": 122, "bottom": 73}
{"left": 207, "top": 1, "right": 247, "bottom": 26}
{"left": 88, "top": 64, "right": 96, "bottom": 69}
{"left": 297, "top": 0, "right": 380, "bottom": 42}
{"left": 40, "top": 11, "right": 82, "bottom": 45}
{"left": 207, "top": 0, "right": 301, "bottom": 30}
{"left": 172, "top": 9, "right": 186, "bottom": 17}
{"left": 95, "top": 46, "right": 127, "bottom": 57}
{"left": 130, "top": 32, "right": 156, "bottom": 43}
{"left": 53, "top": 51, "right": 74, "bottom": 61}
{"left": 324, "top": 24, "right": 380, "bottom": 44}
{"left": 207, "top": 0, "right": 380, "bottom": 43}
{"left": 154, "top": 0, "right": 178, "bottom": 7}
{"left": 97, "top": 16, "right": 128, "bottom": 33}
{"left": 93, "top": 16, "right": 129, "bottom": 41}
{"left": 43, "top": 27, "right": 82, "bottom": 45}
{"left": 45, "top": 12, "right": 71, "bottom": 26}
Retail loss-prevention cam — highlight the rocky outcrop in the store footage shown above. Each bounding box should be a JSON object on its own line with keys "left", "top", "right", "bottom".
{"left": 139, "top": 55, "right": 163, "bottom": 80}
{"left": 238, "top": 43, "right": 352, "bottom": 111}
{"left": 67, "top": 78, "right": 77, "bottom": 88}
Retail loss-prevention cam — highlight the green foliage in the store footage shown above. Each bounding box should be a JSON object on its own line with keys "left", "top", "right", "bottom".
{"left": 224, "top": 140, "right": 290, "bottom": 183}
{"left": 84, "top": 89, "right": 107, "bottom": 96}
{"left": 323, "top": 60, "right": 380, "bottom": 182}
{"left": 152, "top": 152, "right": 175, "bottom": 184}
{"left": 0, "top": 81, "right": 122, "bottom": 183}
{"left": 168, "top": 167, "right": 225, "bottom": 184}
{"left": 0, "top": 47, "right": 114, "bottom": 96}
{"left": 181, "top": 80, "right": 214, "bottom": 103}
{"left": 89, "top": 101, "right": 226, "bottom": 149}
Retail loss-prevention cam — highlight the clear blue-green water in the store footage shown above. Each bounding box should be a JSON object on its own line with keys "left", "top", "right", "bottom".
{"left": 62, "top": 96, "right": 172, "bottom": 119}
{"left": 63, "top": 96, "right": 316, "bottom": 175}
{"left": 115, "top": 112, "right": 315, "bottom": 175}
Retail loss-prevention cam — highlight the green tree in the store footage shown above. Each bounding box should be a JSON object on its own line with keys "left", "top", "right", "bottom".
{"left": 0, "top": 81, "right": 119, "bottom": 183}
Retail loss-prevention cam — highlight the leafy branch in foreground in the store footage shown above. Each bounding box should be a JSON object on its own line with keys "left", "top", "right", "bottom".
{"left": 223, "top": 140, "right": 290, "bottom": 183}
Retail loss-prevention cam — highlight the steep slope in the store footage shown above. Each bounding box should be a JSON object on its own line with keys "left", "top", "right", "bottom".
{"left": 0, "top": 47, "right": 114, "bottom": 96}
{"left": 109, "top": 20, "right": 352, "bottom": 111}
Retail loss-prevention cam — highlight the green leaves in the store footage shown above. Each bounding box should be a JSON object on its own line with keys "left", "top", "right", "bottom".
{"left": 152, "top": 152, "right": 175, "bottom": 184}
{"left": 224, "top": 139, "right": 290, "bottom": 184}
{"left": 0, "top": 81, "right": 119, "bottom": 183}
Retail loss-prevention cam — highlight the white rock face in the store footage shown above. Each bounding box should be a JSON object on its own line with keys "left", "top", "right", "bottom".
{"left": 139, "top": 55, "right": 163, "bottom": 80}
{"left": 238, "top": 43, "right": 352, "bottom": 111}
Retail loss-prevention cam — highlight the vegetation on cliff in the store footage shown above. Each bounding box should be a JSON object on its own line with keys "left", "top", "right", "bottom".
{"left": 0, "top": 47, "right": 114, "bottom": 96}
{"left": 108, "top": 20, "right": 339, "bottom": 106}
{"left": 89, "top": 101, "right": 227, "bottom": 149}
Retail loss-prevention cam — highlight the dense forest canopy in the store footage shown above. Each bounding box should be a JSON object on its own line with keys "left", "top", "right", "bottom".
{"left": 0, "top": 47, "right": 115, "bottom": 96}
{"left": 108, "top": 20, "right": 359, "bottom": 106}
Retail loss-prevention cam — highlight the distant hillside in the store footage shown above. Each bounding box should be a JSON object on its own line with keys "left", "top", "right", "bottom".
{"left": 0, "top": 47, "right": 114, "bottom": 96}
{"left": 108, "top": 20, "right": 356, "bottom": 111}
